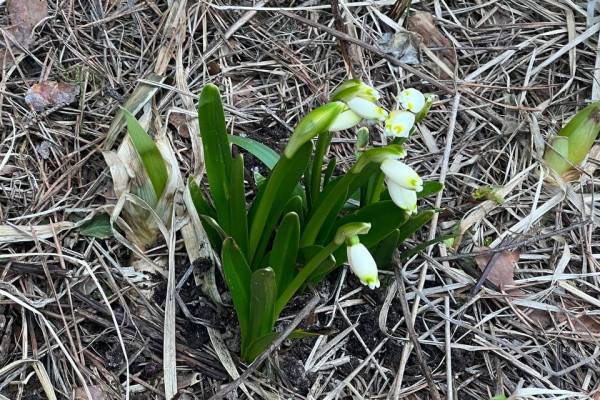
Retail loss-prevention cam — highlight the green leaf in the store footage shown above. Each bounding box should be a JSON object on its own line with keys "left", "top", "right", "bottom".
{"left": 79, "top": 213, "right": 112, "bottom": 239}
{"left": 397, "top": 210, "right": 435, "bottom": 244}
{"left": 418, "top": 181, "right": 444, "bottom": 198}
{"left": 248, "top": 142, "right": 312, "bottom": 266}
{"left": 124, "top": 109, "right": 168, "bottom": 198}
{"left": 198, "top": 84, "right": 232, "bottom": 231}
{"left": 228, "top": 135, "right": 279, "bottom": 170}
{"left": 309, "top": 131, "right": 334, "bottom": 208}
{"left": 269, "top": 213, "right": 300, "bottom": 296}
{"left": 104, "top": 73, "right": 165, "bottom": 149}
{"left": 275, "top": 240, "right": 340, "bottom": 318}
{"left": 188, "top": 178, "right": 215, "bottom": 219}
{"left": 221, "top": 238, "right": 252, "bottom": 348}
{"left": 302, "top": 245, "right": 336, "bottom": 284}
{"left": 245, "top": 267, "right": 277, "bottom": 361}
{"left": 373, "top": 229, "right": 400, "bottom": 268}
{"left": 244, "top": 329, "right": 323, "bottom": 362}
{"left": 323, "top": 158, "right": 336, "bottom": 188}
{"left": 282, "top": 195, "right": 304, "bottom": 223}
{"left": 228, "top": 154, "right": 249, "bottom": 254}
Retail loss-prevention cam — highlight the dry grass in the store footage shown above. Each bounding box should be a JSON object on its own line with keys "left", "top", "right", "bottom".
{"left": 1, "top": 0, "right": 600, "bottom": 399}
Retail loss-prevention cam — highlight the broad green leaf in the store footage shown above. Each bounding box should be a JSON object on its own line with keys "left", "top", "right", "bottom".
{"left": 244, "top": 329, "right": 323, "bottom": 362}
{"left": 397, "top": 210, "right": 435, "bottom": 244}
{"left": 269, "top": 213, "right": 300, "bottom": 296}
{"left": 245, "top": 267, "right": 277, "bottom": 361}
{"left": 228, "top": 135, "right": 279, "bottom": 169}
{"left": 104, "top": 73, "right": 165, "bottom": 149}
{"left": 373, "top": 229, "right": 400, "bottom": 268}
{"left": 314, "top": 185, "right": 349, "bottom": 245}
{"left": 303, "top": 245, "right": 336, "bottom": 285}
{"left": 124, "top": 109, "right": 168, "bottom": 198}
{"left": 199, "top": 215, "right": 228, "bottom": 253}
{"left": 228, "top": 154, "right": 249, "bottom": 254}
{"left": 221, "top": 238, "right": 252, "bottom": 348}
{"left": 282, "top": 195, "right": 304, "bottom": 223}
{"left": 248, "top": 142, "right": 312, "bottom": 266}
{"left": 275, "top": 240, "right": 340, "bottom": 318}
{"left": 79, "top": 213, "right": 112, "bottom": 239}
{"left": 188, "top": 178, "right": 215, "bottom": 219}
{"left": 198, "top": 84, "right": 232, "bottom": 230}
{"left": 418, "top": 181, "right": 444, "bottom": 198}
{"left": 309, "top": 131, "right": 334, "bottom": 207}
{"left": 301, "top": 163, "right": 380, "bottom": 248}
{"left": 312, "top": 201, "right": 408, "bottom": 281}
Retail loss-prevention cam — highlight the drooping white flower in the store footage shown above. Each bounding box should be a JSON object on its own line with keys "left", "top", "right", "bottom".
{"left": 328, "top": 108, "right": 362, "bottom": 132}
{"left": 380, "top": 158, "right": 423, "bottom": 191}
{"left": 398, "top": 88, "right": 426, "bottom": 114}
{"left": 347, "top": 241, "right": 380, "bottom": 289}
{"left": 386, "top": 178, "right": 418, "bottom": 214}
{"left": 332, "top": 80, "right": 387, "bottom": 122}
{"left": 346, "top": 97, "right": 388, "bottom": 121}
{"left": 384, "top": 110, "right": 415, "bottom": 138}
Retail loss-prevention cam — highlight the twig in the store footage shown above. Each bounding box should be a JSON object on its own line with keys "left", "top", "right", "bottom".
{"left": 331, "top": 0, "right": 356, "bottom": 76}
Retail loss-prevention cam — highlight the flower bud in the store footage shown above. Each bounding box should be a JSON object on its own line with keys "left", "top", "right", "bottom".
{"left": 384, "top": 110, "right": 415, "bottom": 138}
{"left": 331, "top": 80, "right": 387, "bottom": 121}
{"left": 285, "top": 101, "right": 346, "bottom": 158}
{"left": 544, "top": 101, "right": 600, "bottom": 175}
{"left": 328, "top": 108, "right": 362, "bottom": 132}
{"left": 334, "top": 222, "right": 371, "bottom": 245}
{"left": 380, "top": 159, "right": 423, "bottom": 191}
{"left": 386, "top": 178, "right": 418, "bottom": 214}
{"left": 398, "top": 88, "right": 426, "bottom": 114}
{"left": 347, "top": 241, "right": 380, "bottom": 289}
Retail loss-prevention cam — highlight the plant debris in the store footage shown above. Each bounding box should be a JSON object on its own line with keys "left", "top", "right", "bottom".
{"left": 25, "top": 81, "right": 80, "bottom": 112}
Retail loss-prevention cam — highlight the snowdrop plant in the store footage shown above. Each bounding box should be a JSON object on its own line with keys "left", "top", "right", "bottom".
{"left": 190, "top": 80, "right": 441, "bottom": 361}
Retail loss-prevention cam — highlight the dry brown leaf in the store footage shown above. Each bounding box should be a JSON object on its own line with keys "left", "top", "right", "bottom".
{"left": 475, "top": 250, "right": 519, "bottom": 290}
{"left": 7, "top": 0, "right": 48, "bottom": 45}
{"left": 25, "top": 81, "right": 80, "bottom": 112}
{"left": 168, "top": 112, "right": 190, "bottom": 138}
{"left": 73, "top": 385, "right": 107, "bottom": 400}
{"left": 408, "top": 11, "right": 453, "bottom": 60}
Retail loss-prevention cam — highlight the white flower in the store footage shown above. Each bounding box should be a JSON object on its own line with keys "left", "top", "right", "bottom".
{"left": 380, "top": 158, "right": 423, "bottom": 191}
{"left": 384, "top": 110, "right": 415, "bottom": 138}
{"left": 346, "top": 97, "right": 388, "bottom": 121}
{"left": 328, "top": 108, "right": 362, "bottom": 132}
{"left": 347, "top": 242, "right": 380, "bottom": 289}
{"left": 386, "top": 178, "right": 418, "bottom": 214}
{"left": 398, "top": 88, "right": 426, "bottom": 114}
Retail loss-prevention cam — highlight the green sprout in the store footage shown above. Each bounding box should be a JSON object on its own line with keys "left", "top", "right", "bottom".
{"left": 544, "top": 101, "right": 600, "bottom": 176}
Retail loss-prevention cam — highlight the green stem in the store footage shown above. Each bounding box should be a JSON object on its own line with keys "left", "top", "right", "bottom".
{"left": 310, "top": 131, "right": 333, "bottom": 208}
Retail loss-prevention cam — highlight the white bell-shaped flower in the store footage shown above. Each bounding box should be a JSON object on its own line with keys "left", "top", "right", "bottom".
{"left": 384, "top": 110, "right": 415, "bottom": 138}
{"left": 328, "top": 108, "right": 362, "bottom": 132}
{"left": 347, "top": 241, "right": 380, "bottom": 289}
{"left": 398, "top": 88, "right": 426, "bottom": 114}
{"left": 386, "top": 178, "right": 418, "bottom": 214}
{"left": 380, "top": 158, "right": 423, "bottom": 191}
{"left": 346, "top": 97, "right": 388, "bottom": 121}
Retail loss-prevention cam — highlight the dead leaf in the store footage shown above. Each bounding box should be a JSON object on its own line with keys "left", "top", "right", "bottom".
{"left": 408, "top": 11, "right": 449, "bottom": 50}
{"left": 36, "top": 140, "right": 51, "bottom": 159}
{"left": 6, "top": 0, "right": 48, "bottom": 45}
{"left": 379, "top": 31, "right": 421, "bottom": 65}
{"left": 474, "top": 249, "right": 519, "bottom": 289}
{"left": 73, "top": 385, "right": 107, "bottom": 400}
{"left": 25, "top": 81, "right": 80, "bottom": 112}
{"left": 168, "top": 112, "right": 190, "bottom": 138}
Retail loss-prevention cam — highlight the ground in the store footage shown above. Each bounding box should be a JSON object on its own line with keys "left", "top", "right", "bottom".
{"left": 0, "top": 0, "right": 599, "bottom": 399}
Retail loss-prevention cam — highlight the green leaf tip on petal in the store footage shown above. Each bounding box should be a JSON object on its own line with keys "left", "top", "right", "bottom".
{"left": 284, "top": 102, "right": 346, "bottom": 158}
{"left": 123, "top": 108, "right": 169, "bottom": 199}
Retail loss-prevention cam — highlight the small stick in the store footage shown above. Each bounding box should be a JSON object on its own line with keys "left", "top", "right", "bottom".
{"left": 331, "top": 0, "right": 356, "bottom": 77}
